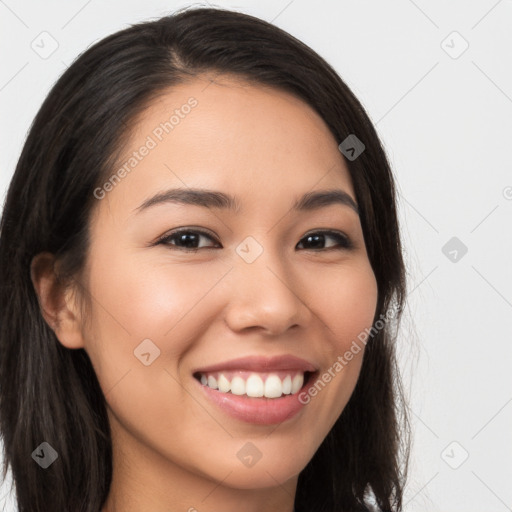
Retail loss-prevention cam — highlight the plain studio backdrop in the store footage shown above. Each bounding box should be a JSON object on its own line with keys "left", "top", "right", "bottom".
{"left": 1, "top": 1, "right": 511, "bottom": 510}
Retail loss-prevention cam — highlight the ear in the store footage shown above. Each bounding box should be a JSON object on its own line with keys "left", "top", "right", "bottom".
{"left": 30, "top": 252, "right": 85, "bottom": 349}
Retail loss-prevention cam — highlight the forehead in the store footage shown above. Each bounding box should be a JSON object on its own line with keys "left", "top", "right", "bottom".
{"left": 94, "top": 74, "right": 355, "bottom": 221}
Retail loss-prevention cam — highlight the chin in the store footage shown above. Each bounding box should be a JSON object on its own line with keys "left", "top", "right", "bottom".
{"left": 204, "top": 452, "right": 310, "bottom": 490}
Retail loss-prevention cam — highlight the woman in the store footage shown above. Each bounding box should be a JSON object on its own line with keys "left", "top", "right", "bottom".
{"left": 0, "top": 6, "right": 410, "bottom": 511}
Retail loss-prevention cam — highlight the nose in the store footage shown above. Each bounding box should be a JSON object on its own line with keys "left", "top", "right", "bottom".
{"left": 222, "top": 248, "right": 313, "bottom": 336}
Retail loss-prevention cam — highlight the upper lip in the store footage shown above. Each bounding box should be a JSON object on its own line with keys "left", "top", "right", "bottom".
{"left": 193, "top": 354, "right": 318, "bottom": 374}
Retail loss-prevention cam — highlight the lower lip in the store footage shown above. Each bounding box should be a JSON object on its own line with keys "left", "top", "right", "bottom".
{"left": 194, "top": 374, "right": 314, "bottom": 425}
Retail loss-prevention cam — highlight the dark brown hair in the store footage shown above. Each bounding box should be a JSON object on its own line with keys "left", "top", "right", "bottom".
{"left": 0, "top": 6, "right": 410, "bottom": 511}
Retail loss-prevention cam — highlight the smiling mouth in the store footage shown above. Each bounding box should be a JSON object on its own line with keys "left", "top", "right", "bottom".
{"left": 193, "top": 370, "right": 315, "bottom": 399}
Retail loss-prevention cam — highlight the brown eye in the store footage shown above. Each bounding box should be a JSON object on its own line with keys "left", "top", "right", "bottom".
{"left": 297, "top": 231, "right": 353, "bottom": 251}
{"left": 157, "top": 229, "right": 220, "bottom": 251}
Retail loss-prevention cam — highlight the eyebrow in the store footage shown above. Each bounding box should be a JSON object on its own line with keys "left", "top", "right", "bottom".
{"left": 134, "top": 188, "right": 359, "bottom": 215}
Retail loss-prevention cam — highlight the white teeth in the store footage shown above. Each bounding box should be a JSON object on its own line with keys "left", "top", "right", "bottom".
{"left": 291, "top": 374, "right": 304, "bottom": 394}
{"left": 230, "top": 376, "right": 245, "bottom": 395}
{"left": 246, "top": 374, "right": 264, "bottom": 397}
{"left": 282, "top": 375, "right": 292, "bottom": 394}
{"left": 217, "top": 374, "right": 231, "bottom": 393}
{"left": 198, "top": 371, "right": 307, "bottom": 398}
{"left": 264, "top": 375, "right": 283, "bottom": 398}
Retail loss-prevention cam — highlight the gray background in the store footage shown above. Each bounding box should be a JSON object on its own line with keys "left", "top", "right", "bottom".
{"left": 1, "top": 1, "right": 511, "bottom": 510}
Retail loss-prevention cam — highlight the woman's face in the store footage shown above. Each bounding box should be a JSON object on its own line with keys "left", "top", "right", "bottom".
{"left": 76, "top": 75, "right": 378, "bottom": 496}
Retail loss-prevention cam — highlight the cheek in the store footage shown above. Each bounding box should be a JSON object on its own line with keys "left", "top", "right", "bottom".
{"left": 86, "top": 252, "right": 225, "bottom": 339}
{"left": 81, "top": 251, "right": 231, "bottom": 390}
{"left": 298, "top": 260, "right": 378, "bottom": 426}
{"left": 310, "top": 259, "right": 378, "bottom": 348}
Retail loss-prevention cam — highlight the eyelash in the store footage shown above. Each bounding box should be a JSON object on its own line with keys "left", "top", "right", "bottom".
{"left": 155, "top": 228, "right": 354, "bottom": 252}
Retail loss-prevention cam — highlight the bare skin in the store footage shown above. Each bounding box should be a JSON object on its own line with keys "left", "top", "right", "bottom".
{"left": 31, "top": 74, "right": 378, "bottom": 512}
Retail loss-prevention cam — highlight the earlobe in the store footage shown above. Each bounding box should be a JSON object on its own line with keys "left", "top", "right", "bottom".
{"left": 30, "top": 252, "right": 85, "bottom": 349}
